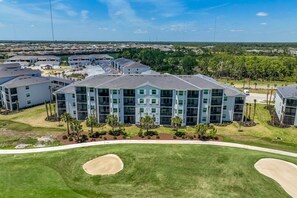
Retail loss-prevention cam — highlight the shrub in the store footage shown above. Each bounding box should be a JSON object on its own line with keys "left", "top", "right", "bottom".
{"left": 113, "top": 136, "right": 117, "bottom": 140}
{"left": 144, "top": 131, "right": 158, "bottom": 136}
{"left": 147, "top": 136, "right": 151, "bottom": 139}
{"left": 68, "top": 137, "right": 73, "bottom": 142}
{"left": 103, "top": 137, "right": 107, "bottom": 140}
{"left": 182, "top": 136, "right": 185, "bottom": 139}
{"left": 173, "top": 136, "right": 177, "bottom": 139}
{"left": 123, "top": 135, "right": 127, "bottom": 139}
{"left": 156, "top": 135, "right": 160, "bottom": 139}
{"left": 81, "top": 135, "right": 88, "bottom": 142}
{"left": 189, "top": 136, "right": 194, "bottom": 140}
{"left": 175, "top": 131, "right": 186, "bottom": 137}
{"left": 62, "top": 135, "right": 68, "bottom": 140}
{"left": 138, "top": 131, "right": 143, "bottom": 137}
{"left": 109, "top": 130, "right": 121, "bottom": 136}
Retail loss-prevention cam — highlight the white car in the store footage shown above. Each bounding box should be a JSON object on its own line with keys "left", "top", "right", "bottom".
{"left": 244, "top": 89, "right": 250, "bottom": 95}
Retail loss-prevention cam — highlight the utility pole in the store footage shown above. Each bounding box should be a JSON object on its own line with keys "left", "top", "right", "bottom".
{"left": 49, "top": 0, "right": 55, "bottom": 41}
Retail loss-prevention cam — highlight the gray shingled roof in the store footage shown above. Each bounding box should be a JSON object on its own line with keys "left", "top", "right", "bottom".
{"left": 1, "top": 76, "right": 50, "bottom": 88}
{"left": 0, "top": 68, "right": 41, "bottom": 78}
{"left": 0, "top": 63, "right": 21, "bottom": 70}
{"left": 58, "top": 74, "right": 244, "bottom": 94}
{"left": 113, "top": 58, "right": 150, "bottom": 69}
{"left": 54, "top": 84, "right": 75, "bottom": 94}
{"left": 277, "top": 84, "right": 297, "bottom": 99}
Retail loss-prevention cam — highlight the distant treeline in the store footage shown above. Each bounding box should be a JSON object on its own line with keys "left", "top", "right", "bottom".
{"left": 119, "top": 48, "right": 297, "bottom": 82}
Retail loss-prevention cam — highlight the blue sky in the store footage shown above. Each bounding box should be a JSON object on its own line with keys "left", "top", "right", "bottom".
{"left": 0, "top": 0, "right": 296, "bottom": 42}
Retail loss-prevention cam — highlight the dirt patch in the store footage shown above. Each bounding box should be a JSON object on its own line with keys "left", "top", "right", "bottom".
{"left": 83, "top": 154, "right": 123, "bottom": 176}
{"left": 255, "top": 158, "right": 297, "bottom": 198}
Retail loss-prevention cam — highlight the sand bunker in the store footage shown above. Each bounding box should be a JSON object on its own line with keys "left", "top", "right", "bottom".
{"left": 255, "top": 158, "right": 297, "bottom": 198}
{"left": 83, "top": 154, "right": 123, "bottom": 175}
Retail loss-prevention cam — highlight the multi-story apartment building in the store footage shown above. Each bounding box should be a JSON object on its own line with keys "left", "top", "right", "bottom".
{"left": 0, "top": 76, "right": 72, "bottom": 111}
{"left": 6, "top": 56, "right": 60, "bottom": 67}
{"left": 111, "top": 58, "right": 151, "bottom": 74}
{"left": 54, "top": 74, "right": 245, "bottom": 126}
{"left": 275, "top": 85, "right": 297, "bottom": 126}
{"left": 68, "top": 54, "right": 114, "bottom": 68}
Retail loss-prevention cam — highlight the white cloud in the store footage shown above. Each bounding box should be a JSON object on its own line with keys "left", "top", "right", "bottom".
{"left": 256, "top": 12, "right": 268, "bottom": 17}
{"left": 111, "top": 28, "right": 117, "bottom": 31}
{"left": 230, "top": 29, "right": 245, "bottom": 32}
{"left": 30, "top": 24, "right": 35, "bottom": 28}
{"left": 134, "top": 29, "right": 148, "bottom": 34}
{"left": 260, "top": 22, "right": 267, "bottom": 25}
{"left": 98, "top": 27, "right": 109, "bottom": 31}
{"left": 80, "top": 10, "right": 89, "bottom": 20}
{"left": 54, "top": 2, "right": 77, "bottom": 17}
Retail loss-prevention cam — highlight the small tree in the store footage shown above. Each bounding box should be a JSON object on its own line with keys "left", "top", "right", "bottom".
{"left": 253, "top": 99, "right": 257, "bottom": 123}
{"left": 140, "top": 115, "right": 154, "bottom": 133}
{"left": 105, "top": 114, "right": 119, "bottom": 133}
{"left": 254, "top": 82, "right": 257, "bottom": 90}
{"left": 171, "top": 116, "right": 182, "bottom": 131}
{"left": 61, "top": 113, "right": 72, "bottom": 136}
{"left": 71, "top": 119, "right": 82, "bottom": 141}
{"left": 208, "top": 128, "right": 218, "bottom": 139}
{"left": 195, "top": 124, "right": 207, "bottom": 137}
{"left": 86, "top": 115, "right": 97, "bottom": 135}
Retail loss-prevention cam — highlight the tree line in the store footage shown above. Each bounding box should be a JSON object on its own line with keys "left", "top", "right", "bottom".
{"left": 118, "top": 48, "right": 297, "bottom": 82}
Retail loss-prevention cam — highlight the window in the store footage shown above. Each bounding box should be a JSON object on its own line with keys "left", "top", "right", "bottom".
{"left": 91, "top": 105, "right": 95, "bottom": 110}
{"left": 152, "top": 90, "right": 157, "bottom": 95}
{"left": 204, "top": 90, "right": 208, "bottom": 94}
{"left": 113, "top": 99, "right": 117, "bottom": 104}
{"left": 90, "top": 96, "right": 95, "bottom": 101}
{"left": 151, "top": 99, "right": 156, "bottom": 104}
{"left": 73, "top": 102, "right": 76, "bottom": 107}
{"left": 223, "top": 105, "right": 227, "bottom": 110}
{"left": 223, "top": 114, "right": 226, "bottom": 118}
{"left": 203, "top": 108, "right": 207, "bottom": 112}
{"left": 139, "top": 98, "right": 144, "bottom": 104}
{"left": 202, "top": 117, "right": 206, "bottom": 122}
{"left": 113, "top": 108, "right": 118, "bottom": 113}
{"left": 27, "top": 100, "right": 31, "bottom": 105}
{"left": 25, "top": 86, "right": 29, "bottom": 90}
{"left": 140, "top": 108, "right": 144, "bottom": 113}
{"left": 178, "top": 109, "right": 183, "bottom": 114}
{"left": 140, "top": 89, "right": 144, "bottom": 94}
{"left": 90, "top": 88, "right": 94, "bottom": 92}
{"left": 224, "top": 96, "right": 228, "bottom": 101}
{"left": 73, "top": 111, "right": 76, "bottom": 114}
{"left": 178, "top": 100, "right": 183, "bottom": 105}
{"left": 113, "top": 90, "right": 117, "bottom": 94}
{"left": 26, "top": 93, "right": 30, "bottom": 97}
{"left": 178, "top": 91, "right": 183, "bottom": 96}
{"left": 72, "top": 94, "right": 75, "bottom": 98}
{"left": 152, "top": 108, "right": 156, "bottom": 113}
{"left": 203, "top": 98, "right": 208, "bottom": 103}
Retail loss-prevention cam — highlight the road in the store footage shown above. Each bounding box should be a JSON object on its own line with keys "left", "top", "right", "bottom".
{"left": 0, "top": 140, "right": 296, "bottom": 157}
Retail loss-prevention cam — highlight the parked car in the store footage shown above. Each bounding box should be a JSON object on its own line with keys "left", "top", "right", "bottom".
{"left": 244, "top": 89, "right": 250, "bottom": 95}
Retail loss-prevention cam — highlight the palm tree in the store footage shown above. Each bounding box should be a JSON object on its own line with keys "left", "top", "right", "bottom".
{"left": 254, "top": 82, "right": 257, "bottom": 90}
{"left": 87, "top": 115, "right": 97, "bottom": 135}
{"left": 61, "top": 113, "right": 72, "bottom": 136}
{"left": 140, "top": 115, "right": 154, "bottom": 133}
{"left": 253, "top": 99, "right": 257, "bottom": 123}
{"left": 171, "top": 116, "right": 182, "bottom": 131}
{"left": 45, "top": 102, "right": 49, "bottom": 120}
{"left": 105, "top": 114, "right": 119, "bottom": 133}
{"left": 48, "top": 86, "right": 52, "bottom": 117}
{"left": 71, "top": 119, "right": 82, "bottom": 141}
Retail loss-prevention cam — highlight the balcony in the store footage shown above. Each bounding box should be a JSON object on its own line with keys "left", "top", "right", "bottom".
{"left": 99, "top": 97, "right": 109, "bottom": 105}
{"left": 99, "top": 106, "right": 110, "bottom": 114}
{"left": 187, "top": 90, "right": 199, "bottom": 98}
{"left": 160, "top": 108, "right": 172, "bottom": 116}
{"left": 234, "top": 105, "right": 244, "bottom": 113}
{"left": 98, "top": 89, "right": 109, "bottom": 97}
{"left": 187, "top": 99, "right": 198, "bottom": 107}
{"left": 161, "top": 90, "right": 173, "bottom": 97}
{"left": 76, "top": 87, "right": 86, "bottom": 94}
{"left": 124, "top": 89, "right": 135, "bottom": 97}
{"left": 187, "top": 108, "right": 198, "bottom": 116}
{"left": 235, "top": 97, "right": 245, "bottom": 104}
{"left": 56, "top": 94, "right": 65, "bottom": 100}
{"left": 160, "top": 98, "right": 172, "bottom": 106}
{"left": 287, "top": 99, "right": 297, "bottom": 107}
{"left": 211, "top": 98, "right": 222, "bottom": 106}
{"left": 76, "top": 95, "right": 87, "bottom": 103}
{"left": 124, "top": 98, "right": 135, "bottom": 106}
{"left": 212, "top": 89, "right": 223, "bottom": 97}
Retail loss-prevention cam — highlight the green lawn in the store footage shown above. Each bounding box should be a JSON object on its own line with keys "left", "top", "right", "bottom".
{"left": 0, "top": 144, "right": 295, "bottom": 197}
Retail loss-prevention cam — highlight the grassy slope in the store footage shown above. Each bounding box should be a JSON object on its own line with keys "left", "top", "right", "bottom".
{"left": 0, "top": 144, "right": 296, "bottom": 198}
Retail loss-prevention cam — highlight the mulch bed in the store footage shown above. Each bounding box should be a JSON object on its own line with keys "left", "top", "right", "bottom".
{"left": 57, "top": 132, "right": 222, "bottom": 145}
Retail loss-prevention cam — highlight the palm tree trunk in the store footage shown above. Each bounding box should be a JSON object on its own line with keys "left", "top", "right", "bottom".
{"left": 67, "top": 121, "right": 70, "bottom": 136}
{"left": 45, "top": 102, "right": 49, "bottom": 120}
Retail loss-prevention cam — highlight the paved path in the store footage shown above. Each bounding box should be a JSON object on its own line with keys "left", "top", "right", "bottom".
{"left": 246, "top": 93, "right": 269, "bottom": 104}
{"left": 0, "top": 140, "right": 297, "bottom": 157}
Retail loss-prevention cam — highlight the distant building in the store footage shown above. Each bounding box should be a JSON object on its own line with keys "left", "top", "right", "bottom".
{"left": 68, "top": 54, "right": 113, "bottom": 68}
{"left": 0, "top": 76, "right": 72, "bottom": 111}
{"left": 5, "top": 56, "right": 60, "bottom": 67}
{"left": 111, "top": 58, "right": 151, "bottom": 74}
{"left": 275, "top": 85, "right": 297, "bottom": 126}
{"left": 54, "top": 74, "right": 245, "bottom": 126}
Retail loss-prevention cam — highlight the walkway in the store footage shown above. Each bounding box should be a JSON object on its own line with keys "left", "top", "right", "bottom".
{"left": 1, "top": 140, "right": 297, "bottom": 157}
